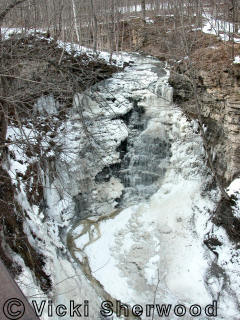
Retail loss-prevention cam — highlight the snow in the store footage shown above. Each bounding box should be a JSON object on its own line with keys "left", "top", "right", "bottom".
{"left": 1, "top": 28, "right": 135, "bottom": 68}
{"left": 226, "top": 178, "right": 240, "bottom": 219}
{"left": 202, "top": 13, "right": 240, "bottom": 43}
{"left": 227, "top": 178, "right": 240, "bottom": 196}
{"left": 145, "top": 17, "right": 154, "bottom": 24}
{"left": 0, "top": 27, "right": 46, "bottom": 40}
{"left": 119, "top": 3, "right": 155, "bottom": 14}
{"left": 76, "top": 206, "right": 137, "bottom": 302}
{"left": 7, "top": 123, "right": 104, "bottom": 319}
{"left": 34, "top": 95, "right": 59, "bottom": 114}
{"left": 56, "top": 39, "right": 140, "bottom": 67}
{"left": 207, "top": 222, "right": 240, "bottom": 319}
{"left": 74, "top": 134, "right": 214, "bottom": 313}
{"left": 233, "top": 56, "right": 240, "bottom": 64}
{"left": 6, "top": 126, "right": 36, "bottom": 183}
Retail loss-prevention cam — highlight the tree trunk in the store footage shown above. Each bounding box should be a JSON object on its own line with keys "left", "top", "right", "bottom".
{"left": 72, "top": 0, "right": 80, "bottom": 43}
{"left": 90, "top": 0, "right": 98, "bottom": 52}
{"left": 109, "top": 0, "right": 115, "bottom": 63}
{"left": 0, "top": 0, "right": 27, "bottom": 23}
{"left": 141, "top": 0, "right": 146, "bottom": 23}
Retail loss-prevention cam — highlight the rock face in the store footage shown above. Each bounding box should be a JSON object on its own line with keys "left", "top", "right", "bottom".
{"left": 169, "top": 62, "right": 240, "bottom": 185}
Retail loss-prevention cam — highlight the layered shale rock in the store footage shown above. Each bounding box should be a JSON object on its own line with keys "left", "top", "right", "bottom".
{"left": 169, "top": 55, "right": 240, "bottom": 186}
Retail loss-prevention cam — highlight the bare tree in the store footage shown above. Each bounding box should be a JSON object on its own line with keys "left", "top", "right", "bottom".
{"left": 90, "top": 0, "right": 98, "bottom": 51}
{"left": 0, "top": 0, "right": 27, "bottom": 23}
{"left": 141, "top": 0, "right": 146, "bottom": 22}
{"left": 108, "top": 0, "right": 115, "bottom": 63}
{"left": 72, "top": 0, "right": 80, "bottom": 43}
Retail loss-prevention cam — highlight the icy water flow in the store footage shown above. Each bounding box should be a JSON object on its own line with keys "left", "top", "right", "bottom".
{"left": 66, "top": 54, "right": 223, "bottom": 319}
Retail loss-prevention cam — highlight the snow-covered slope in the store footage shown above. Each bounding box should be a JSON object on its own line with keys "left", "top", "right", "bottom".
{"left": 202, "top": 12, "right": 240, "bottom": 43}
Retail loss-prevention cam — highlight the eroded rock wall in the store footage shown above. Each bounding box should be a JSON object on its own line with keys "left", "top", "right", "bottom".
{"left": 169, "top": 62, "right": 240, "bottom": 185}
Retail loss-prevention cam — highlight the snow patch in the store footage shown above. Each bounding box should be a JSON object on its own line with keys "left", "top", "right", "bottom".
{"left": 233, "top": 56, "right": 240, "bottom": 64}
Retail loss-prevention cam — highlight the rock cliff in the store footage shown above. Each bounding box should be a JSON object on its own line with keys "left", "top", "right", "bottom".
{"left": 169, "top": 47, "right": 240, "bottom": 186}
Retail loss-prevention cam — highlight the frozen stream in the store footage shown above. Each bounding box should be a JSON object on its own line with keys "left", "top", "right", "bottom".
{"left": 65, "top": 54, "right": 235, "bottom": 319}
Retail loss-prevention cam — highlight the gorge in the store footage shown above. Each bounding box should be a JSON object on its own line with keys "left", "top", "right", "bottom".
{"left": 1, "top": 6, "right": 240, "bottom": 317}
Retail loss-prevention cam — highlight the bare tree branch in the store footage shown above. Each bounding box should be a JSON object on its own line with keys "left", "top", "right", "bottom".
{"left": 0, "top": 0, "right": 28, "bottom": 23}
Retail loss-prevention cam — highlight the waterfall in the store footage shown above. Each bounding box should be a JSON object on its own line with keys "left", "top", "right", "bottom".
{"left": 67, "top": 54, "right": 228, "bottom": 319}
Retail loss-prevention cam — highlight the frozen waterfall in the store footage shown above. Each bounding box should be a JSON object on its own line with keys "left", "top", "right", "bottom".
{"left": 67, "top": 55, "right": 233, "bottom": 319}
{"left": 13, "top": 53, "right": 240, "bottom": 319}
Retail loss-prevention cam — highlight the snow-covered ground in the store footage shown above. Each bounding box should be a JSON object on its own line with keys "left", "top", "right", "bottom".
{"left": 119, "top": 3, "right": 155, "bottom": 14}
{"left": 227, "top": 178, "right": 240, "bottom": 218}
{"left": 1, "top": 26, "right": 141, "bottom": 68}
{"left": 202, "top": 12, "right": 240, "bottom": 43}
{"left": 233, "top": 56, "right": 240, "bottom": 64}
